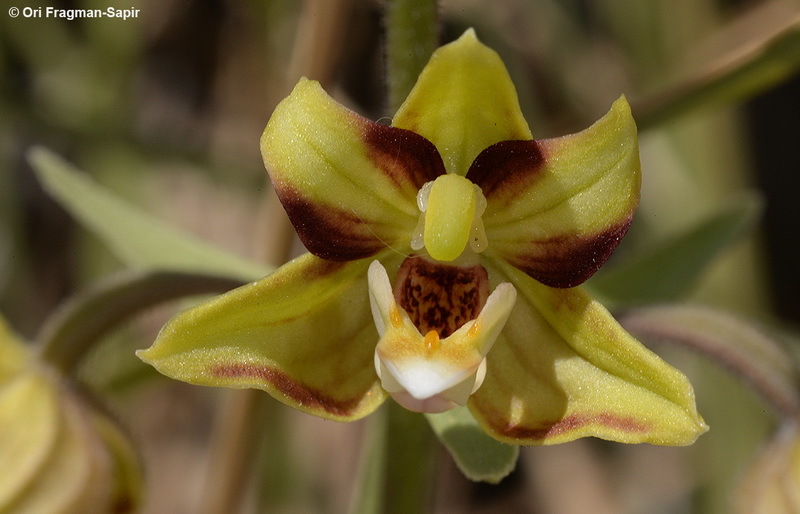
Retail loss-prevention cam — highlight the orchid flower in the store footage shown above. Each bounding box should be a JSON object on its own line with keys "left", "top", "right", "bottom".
{"left": 139, "top": 29, "right": 706, "bottom": 445}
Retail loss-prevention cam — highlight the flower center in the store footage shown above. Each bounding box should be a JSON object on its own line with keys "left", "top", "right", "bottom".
{"left": 367, "top": 260, "right": 517, "bottom": 413}
{"left": 411, "top": 175, "right": 488, "bottom": 262}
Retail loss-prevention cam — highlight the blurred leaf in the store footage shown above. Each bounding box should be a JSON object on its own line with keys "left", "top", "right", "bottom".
{"left": 28, "top": 146, "right": 271, "bottom": 282}
{"left": 589, "top": 193, "right": 762, "bottom": 306}
{"left": 37, "top": 270, "right": 244, "bottom": 374}
{"left": 635, "top": 11, "right": 800, "bottom": 128}
{"left": 619, "top": 304, "right": 800, "bottom": 418}
{"left": 426, "top": 406, "right": 518, "bottom": 483}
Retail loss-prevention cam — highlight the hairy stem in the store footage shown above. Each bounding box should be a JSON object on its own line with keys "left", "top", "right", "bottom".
{"left": 384, "top": 0, "right": 439, "bottom": 114}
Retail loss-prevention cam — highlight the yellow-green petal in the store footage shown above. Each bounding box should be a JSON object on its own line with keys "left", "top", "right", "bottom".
{"left": 138, "top": 254, "right": 389, "bottom": 421}
{"left": 261, "top": 78, "right": 444, "bottom": 260}
{"left": 469, "top": 258, "right": 707, "bottom": 445}
{"left": 472, "top": 96, "right": 641, "bottom": 287}
{"left": 393, "top": 29, "right": 532, "bottom": 176}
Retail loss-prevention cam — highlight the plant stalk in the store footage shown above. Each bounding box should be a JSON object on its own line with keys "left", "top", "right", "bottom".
{"left": 384, "top": 0, "right": 439, "bottom": 114}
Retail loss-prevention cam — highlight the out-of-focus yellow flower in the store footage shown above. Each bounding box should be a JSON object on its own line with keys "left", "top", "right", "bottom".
{"left": 0, "top": 316, "right": 141, "bottom": 513}
{"left": 736, "top": 423, "right": 800, "bottom": 513}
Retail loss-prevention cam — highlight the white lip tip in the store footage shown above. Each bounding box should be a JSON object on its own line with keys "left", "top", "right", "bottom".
{"left": 387, "top": 360, "right": 464, "bottom": 399}
{"left": 377, "top": 355, "right": 483, "bottom": 413}
{"left": 390, "top": 391, "right": 459, "bottom": 413}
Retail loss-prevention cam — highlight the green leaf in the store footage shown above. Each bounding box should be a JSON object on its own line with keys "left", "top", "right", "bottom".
{"left": 635, "top": 14, "right": 800, "bottom": 128}
{"left": 589, "top": 193, "right": 762, "bottom": 306}
{"left": 426, "top": 406, "right": 518, "bottom": 483}
{"left": 27, "top": 146, "right": 271, "bottom": 282}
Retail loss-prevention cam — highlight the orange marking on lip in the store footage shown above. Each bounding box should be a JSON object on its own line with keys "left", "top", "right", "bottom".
{"left": 424, "top": 330, "right": 440, "bottom": 353}
{"left": 390, "top": 306, "right": 403, "bottom": 328}
{"left": 466, "top": 320, "right": 480, "bottom": 338}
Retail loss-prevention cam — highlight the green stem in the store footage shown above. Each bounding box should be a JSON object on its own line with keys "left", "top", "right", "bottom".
{"left": 36, "top": 270, "right": 243, "bottom": 374}
{"left": 384, "top": 0, "right": 439, "bottom": 114}
{"left": 348, "top": 407, "right": 388, "bottom": 514}
{"left": 383, "top": 402, "right": 437, "bottom": 513}
{"left": 351, "top": 403, "right": 437, "bottom": 513}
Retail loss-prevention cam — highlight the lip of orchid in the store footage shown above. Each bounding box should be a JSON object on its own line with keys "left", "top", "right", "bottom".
{"left": 377, "top": 356, "right": 478, "bottom": 399}
{"left": 367, "top": 260, "right": 516, "bottom": 412}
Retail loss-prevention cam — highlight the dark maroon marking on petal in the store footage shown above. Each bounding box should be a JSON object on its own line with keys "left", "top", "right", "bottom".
{"left": 363, "top": 123, "right": 446, "bottom": 191}
{"left": 495, "top": 412, "right": 650, "bottom": 440}
{"left": 210, "top": 363, "right": 368, "bottom": 418}
{"left": 503, "top": 217, "right": 634, "bottom": 288}
{"left": 302, "top": 256, "right": 351, "bottom": 278}
{"left": 466, "top": 140, "right": 545, "bottom": 201}
{"left": 275, "top": 186, "right": 387, "bottom": 261}
{"left": 394, "top": 256, "right": 489, "bottom": 338}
